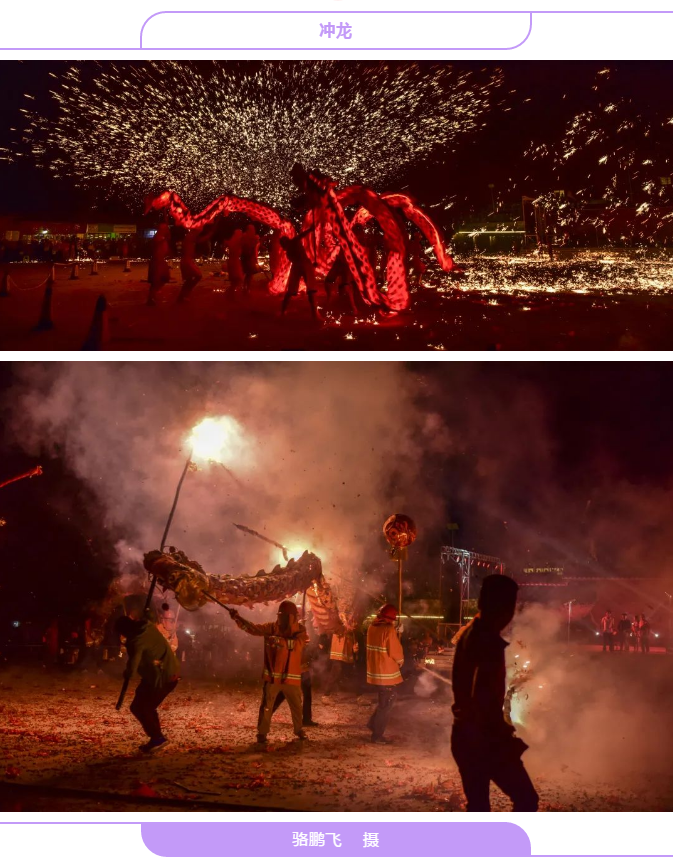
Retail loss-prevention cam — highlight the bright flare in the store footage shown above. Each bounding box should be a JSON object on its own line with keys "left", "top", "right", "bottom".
{"left": 188, "top": 416, "right": 247, "bottom": 465}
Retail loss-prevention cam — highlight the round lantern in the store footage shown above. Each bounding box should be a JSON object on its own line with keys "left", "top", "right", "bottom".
{"left": 383, "top": 514, "right": 417, "bottom": 549}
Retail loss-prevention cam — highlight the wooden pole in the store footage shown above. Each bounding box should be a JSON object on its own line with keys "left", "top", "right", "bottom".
{"left": 398, "top": 554, "right": 403, "bottom": 617}
{"left": 117, "top": 451, "right": 192, "bottom": 711}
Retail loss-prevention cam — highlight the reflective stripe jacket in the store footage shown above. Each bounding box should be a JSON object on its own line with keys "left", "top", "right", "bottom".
{"left": 330, "top": 631, "right": 356, "bottom": 664}
{"left": 233, "top": 614, "right": 307, "bottom": 686}
{"left": 366, "top": 619, "right": 404, "bottom": 686}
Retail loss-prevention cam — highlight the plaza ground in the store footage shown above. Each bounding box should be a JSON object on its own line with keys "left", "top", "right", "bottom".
{"left": 2, "top": 252, "right": 673, "bottom": 351}
{"left": 1, "top": 659, "right": 672, "bottom": 812}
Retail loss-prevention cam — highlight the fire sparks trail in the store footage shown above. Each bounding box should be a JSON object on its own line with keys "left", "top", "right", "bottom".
{"left": 18, "top": 62, "right": 503, "bottom": 210}
{"left": 0, "top": 465, "right": 43, "bottom": 491}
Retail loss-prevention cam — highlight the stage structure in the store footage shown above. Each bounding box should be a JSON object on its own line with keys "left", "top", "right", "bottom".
{"left": 440, "top": 546, "right": 506, "bottom": 628}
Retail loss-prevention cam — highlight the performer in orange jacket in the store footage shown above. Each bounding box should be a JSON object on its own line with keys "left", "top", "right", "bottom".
{"left": 325, "top": 628, "right": 358, "bottom": 695}
{"left": 230, "top": 600, "right": 309, "bottom": 744}
{"left": 366, "top": 604, "right": 404, "bottom": 744}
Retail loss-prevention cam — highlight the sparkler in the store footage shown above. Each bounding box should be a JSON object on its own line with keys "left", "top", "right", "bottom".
{"left": 19, "top": 62, "right": 503, "bottom": 210}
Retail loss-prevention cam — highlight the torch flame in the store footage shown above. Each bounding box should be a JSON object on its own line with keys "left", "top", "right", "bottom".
{"left": 188, "top": 416, "right": 247, "bottom": 466}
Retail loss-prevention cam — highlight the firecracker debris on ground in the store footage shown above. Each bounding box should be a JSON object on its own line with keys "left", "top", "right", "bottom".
{"left": 1, "top": 670, "right": 672, "bottom": 811}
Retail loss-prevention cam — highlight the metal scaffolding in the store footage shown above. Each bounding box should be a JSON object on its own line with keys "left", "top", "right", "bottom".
{"left": 440, "top": 547, "right": 506, "bottom": 627}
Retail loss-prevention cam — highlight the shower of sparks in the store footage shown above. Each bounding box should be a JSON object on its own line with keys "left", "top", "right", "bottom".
{"left": 19, "top": 61, "right": 503, "bottom": 210}
{"left": 524, "top": 66, "right": 673, "bottom": 243}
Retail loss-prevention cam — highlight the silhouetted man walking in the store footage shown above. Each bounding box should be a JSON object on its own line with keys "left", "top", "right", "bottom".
{"left": 451, "top": 575, "right": 539, "bottom": 812}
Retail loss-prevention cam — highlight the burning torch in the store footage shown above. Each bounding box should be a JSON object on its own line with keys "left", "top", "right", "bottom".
{"left": 116, "top": 416, "right": 245, "bottom": 711}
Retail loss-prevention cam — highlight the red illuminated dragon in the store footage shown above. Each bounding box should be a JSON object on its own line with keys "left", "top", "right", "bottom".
{"left": 145, "top": 164, "right": 459, "bottom": 313}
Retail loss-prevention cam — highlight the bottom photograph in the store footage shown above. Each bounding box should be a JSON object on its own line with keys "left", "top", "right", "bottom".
{"left": 0, "top": 360, "right": 672, "bottom": 813}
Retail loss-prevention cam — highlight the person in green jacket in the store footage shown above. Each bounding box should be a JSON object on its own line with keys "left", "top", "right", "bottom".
{"left": 116, "top": 616, "right": 180, "bottom": 753}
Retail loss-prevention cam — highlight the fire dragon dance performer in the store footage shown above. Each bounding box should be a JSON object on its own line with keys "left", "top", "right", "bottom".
{"left": 156, "top": 602, "right": 179, "bottom": 653}
{"left": 366, "top": 604, "right": 404, "bottom": 744}
{"left": 115, "top": 615, "right": 180, "bottom": 753}
{"left": 324, "top": 250, "right": 358, "bottom": 316}
{"left": 147, "top": 223, "right": 171, "bottom": 307}
{"left": 229, "top": 600, "right": 309, "bottom": 743}
{"left": 451, "top": 575, "right": 539, "bottom": 811}
{"left": 226, "top": 228, "right": 245, "bottom": 296}
{"left": 272, "top": 625, "right": 320, "bottom": 727}
{"left": 279, "top": 231, "right": 320, "bottom": 320}
{"left": 241, "top": 223, "right": 261, "bottom": 291}
{"left": 325, "top": 627, "right": 358, "bottom": 695}
{"left": 178, "top": 223, "right": 215, "bottom": 303}
{"left": 177, "top": 226, "right": 203, "bottom": 303}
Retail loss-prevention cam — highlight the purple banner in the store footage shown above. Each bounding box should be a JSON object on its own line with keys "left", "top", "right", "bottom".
{"left": 141, "top": 822, "right": 530, "bottom": 857}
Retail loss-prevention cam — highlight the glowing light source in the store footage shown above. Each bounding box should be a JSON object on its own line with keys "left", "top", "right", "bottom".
{"left": 283, "top": 544, "right": 307, "bottom": 562}
{"left": 187, "top": 416, "right": 247, "bottom": 466}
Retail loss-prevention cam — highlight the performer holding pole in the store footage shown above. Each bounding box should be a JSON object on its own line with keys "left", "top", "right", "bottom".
{"left": 229, "top": 601, "right": 309, "bottom": 744}
{"left": 115, "top": 615, "right": 180, "bottom": 753}
{"left": 116, "top": 451, "right": 192, "bottom": 711}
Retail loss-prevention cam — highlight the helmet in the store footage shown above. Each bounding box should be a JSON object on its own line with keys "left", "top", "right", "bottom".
{"left": 278, "top": 600, "right": 298, "bottom": 617}
{"left": 378, "top": 604, "right": 398, "bottom": 622}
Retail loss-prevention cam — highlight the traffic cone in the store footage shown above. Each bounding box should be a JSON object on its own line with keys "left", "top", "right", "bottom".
{"left": 0, "top": 270, "right": 10, "bottom": 297}
{"left": 90, "top": 260, "right": 99, "bottom": 276}
{"left": 70, "top": 262, "right": 80, "bottom": 280}
{"left": 81, "top": 295, "right": 110, "bottom": 350}
{"left": 123, "top": 259, "right": 131, "bottom": 273}
{"left": 34, "top": 282, "right": 54, "bottom": 331}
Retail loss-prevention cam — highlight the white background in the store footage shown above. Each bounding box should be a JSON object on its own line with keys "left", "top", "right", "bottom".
{"left": 1, "top": 812, "right": 673, "bottom": 854}
{"left": 0, "top": 0, "right": 673, "bottom": 52}
{"left": 1, "top": 0, "right": 673, "bottom": 848}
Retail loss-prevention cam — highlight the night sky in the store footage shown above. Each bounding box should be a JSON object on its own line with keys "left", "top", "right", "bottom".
{"left": 1, "top": 60, "right": 672, "bottom": 223}
{"left": 2, "top": 361, "right": 673, "bottom": 628}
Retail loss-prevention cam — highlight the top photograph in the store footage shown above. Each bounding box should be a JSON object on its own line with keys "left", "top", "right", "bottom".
{"left": 1, "top": 59, "right": 672, "bottom": 352}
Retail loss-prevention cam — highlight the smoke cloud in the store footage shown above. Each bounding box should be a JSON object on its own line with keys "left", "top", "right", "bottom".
{"left": 5, "top": 362, "right": 449, "bottom": 605}
{"left": 507, "top": 603, "right": 673, "bottom": 790}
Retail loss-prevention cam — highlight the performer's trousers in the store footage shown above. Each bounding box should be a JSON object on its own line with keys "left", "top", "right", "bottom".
{"left": 325, "top": 661, "right": 343, "bottom": 694}
{"left": 367, "top": 686, "right": 397, "bottom": 739}
{"left": 602, "top": 632, "right": 614, "bottom": 652}
{"left": 272, "top": 671, "right": 313, "bottom": 724}
{"left": 258, "top": 682, "right": 303, "bottom": 737}
{"left": 451, "top": 724, "right": 539, "bottom": 812}
{"left": 130, "top": 679, "right": 178, "bottom": 740}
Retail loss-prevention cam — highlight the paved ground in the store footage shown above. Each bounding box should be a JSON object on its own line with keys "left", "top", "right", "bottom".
{"left": 2, "top": 252, "right": 673, "bottom": 351}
